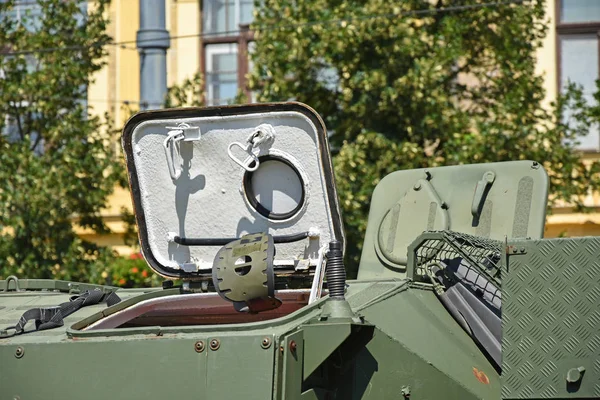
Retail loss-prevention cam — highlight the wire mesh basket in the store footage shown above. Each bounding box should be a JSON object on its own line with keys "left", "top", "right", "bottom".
{"left": 407, "top": 231, "right": 503, "bottom": 308}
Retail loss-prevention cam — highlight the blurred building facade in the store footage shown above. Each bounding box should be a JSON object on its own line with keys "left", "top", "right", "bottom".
{"left": 82, "top": 0, "right": 600, "bottom": 254}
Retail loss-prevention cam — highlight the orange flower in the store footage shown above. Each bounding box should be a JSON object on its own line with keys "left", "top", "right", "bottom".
{"left": 118, "top": 278, "right": 126, "bottom": 285}
{"left": 131, "top": 267, "right": 139, "bottom": 273}
{"left": 142, "top": 270, "right": 148, "bottom": 278}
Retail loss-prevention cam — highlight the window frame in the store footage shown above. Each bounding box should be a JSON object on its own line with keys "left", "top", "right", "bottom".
{"left": 201, "top": 0, "right": 255, "bottom": 104}
{"left": 204, "top": 42, "right": 239, "bottom": 106}
{"left": 555, "top": 0, "right": 600, "bottom": 91}
{"left": 555, "top": 0, "right": 600, "bottom": 152}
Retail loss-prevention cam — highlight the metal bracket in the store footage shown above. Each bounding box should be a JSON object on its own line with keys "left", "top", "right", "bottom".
{"left": 2, "top": 275, "right": 21, "bottom": 292}
{"left": 308, "top": 244, "right": 329, "bottom": 304}
{"left": 505, "top": 245, "right": 527, "bottom": 255}
{"left": 163, "top": 122, "right": 201, "bottom": 180}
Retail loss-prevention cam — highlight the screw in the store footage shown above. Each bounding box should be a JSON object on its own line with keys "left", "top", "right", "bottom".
{"left": 15, "top": 346, "right": 24, "bottom": 359}
{"left": 289, "top": 340, "right": 297, "bottom": 353}
{"left": 209, "top": 338, "right": 220, "bottom": 351}
{"left": 194, "top": 340, "right": 205, "bottom": 353}
{"left": 261, "top": 337, "right": 272, "bottom": 349}
{"left": 401, "top": 385, "right": 411, "bottom": 397}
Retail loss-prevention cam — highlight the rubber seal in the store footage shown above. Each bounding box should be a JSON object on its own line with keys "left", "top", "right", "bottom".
{"left": 243, "top": 155, "right": 306, "bottom": 221}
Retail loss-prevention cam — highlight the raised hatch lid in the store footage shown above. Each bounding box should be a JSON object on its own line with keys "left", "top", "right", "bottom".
{"left": 358, "top": 160, "right": 549, "bottom": 279}
{"left": 122, "top": 103, "right": 344, "bottom": 279}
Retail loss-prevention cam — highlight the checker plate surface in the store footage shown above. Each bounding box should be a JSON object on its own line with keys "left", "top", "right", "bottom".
{"left": 502, "top": 237, "right": 600, "bottom": 399}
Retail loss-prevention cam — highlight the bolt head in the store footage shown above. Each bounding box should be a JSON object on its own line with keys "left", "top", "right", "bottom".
{"left": 566, "top": 366, "right": 585, "bottom": 383}
{"left": 15, "top": 346, "right": 24, "bottom": 359}
{"left": 194, "top": 341, "right": 205, "bottom": 353}
{"left": 261, "top": 337, "right": 272, "bottom": 349}
{"left": 289, "top": 340, "right": 297, "bottom": 353}
{"left": 209, "top": 338, "right": 220, "bottom": 350}
{"left": 413, "top": 182, "right": 422, "bottom": 191}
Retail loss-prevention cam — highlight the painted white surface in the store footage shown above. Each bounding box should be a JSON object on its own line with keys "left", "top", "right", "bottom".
{"left": 130, "top": 111, "right": 338, "bottom": 271}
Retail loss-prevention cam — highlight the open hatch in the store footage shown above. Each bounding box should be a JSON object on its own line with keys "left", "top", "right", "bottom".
{"left": 82, "top": 103, "right": 344, "bottom": 331}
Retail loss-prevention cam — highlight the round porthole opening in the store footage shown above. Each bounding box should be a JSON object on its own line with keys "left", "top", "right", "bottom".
{"left": 243, "top": 155, "right": 305, "bottom": 221}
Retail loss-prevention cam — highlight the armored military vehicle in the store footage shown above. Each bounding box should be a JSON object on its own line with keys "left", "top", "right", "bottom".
{"left": 1, "top": 103, "right": 599, "bottom": 399}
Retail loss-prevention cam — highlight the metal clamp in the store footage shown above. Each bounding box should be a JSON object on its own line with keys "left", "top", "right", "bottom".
{"left": 227, "top": 124, "right": 276, "bottom": 172}
{"left": 163, "top": 122, "right": 201, "bottom": 180}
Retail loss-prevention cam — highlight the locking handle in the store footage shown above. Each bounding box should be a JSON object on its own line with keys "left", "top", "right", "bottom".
{"left": 227, "top": 141, "right": 261, "bottom": 172}
{"left": 227, "top": 124, "right": 276, "bottom": 172}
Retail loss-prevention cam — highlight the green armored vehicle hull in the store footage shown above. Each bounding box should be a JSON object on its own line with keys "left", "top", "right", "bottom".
{"left": 1, "top": 103, "right": 598, "bottom": 399}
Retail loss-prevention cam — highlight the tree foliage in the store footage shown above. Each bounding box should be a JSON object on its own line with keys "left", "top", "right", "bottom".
{"left": 0, "top": 0, "right": 120, "bottom": 280}
{"left": 249, "top": 0, "right": 600, "bottom": 273}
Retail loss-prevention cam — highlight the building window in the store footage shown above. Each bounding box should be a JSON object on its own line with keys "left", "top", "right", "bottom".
{"left": 202, "top": 0, "right": 253, "bottom": 35}
{"left": 557, "top": 0, "right": 600, "bottom": 151}
{"left": 202, "top": 0, "right": 254, "bottom": 105}
{"left": 205, "top": 43, "right": 238, "bottom": 106}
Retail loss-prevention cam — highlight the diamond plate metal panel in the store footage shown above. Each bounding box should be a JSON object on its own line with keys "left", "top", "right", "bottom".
{"left": 502, "top": 237, "right": 600, "bottom": 399}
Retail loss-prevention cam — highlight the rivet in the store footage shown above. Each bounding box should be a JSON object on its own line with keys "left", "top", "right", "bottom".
{"left": 289, "top": 340, "right": 297, "bottom": 353}
{"left": 261, "top": 337, "right": 272, "bottom": 349}
{"left": 520, "top": 247, "right": 525, "bottom": 253}
{"left": 209, "top": 338, "right": 220, "bottom": 351}
{"left": 194, "top": 340, "right": 205, "bottom": 353}
{"left": 413, "top": 182, "right": 421, "bottom": 191}
{"left": 512, "top": 247, "right": 518, "bottom": 254}
{"left": 15, "top": 346, "right": 24, "bottom": 359}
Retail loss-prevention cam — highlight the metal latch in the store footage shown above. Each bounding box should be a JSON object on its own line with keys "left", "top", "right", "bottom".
{"left": 228, "top": 124, "right": 276, "bottom": 172}
{"left": 163, "top": 122, "right": 201, "bottom": 180}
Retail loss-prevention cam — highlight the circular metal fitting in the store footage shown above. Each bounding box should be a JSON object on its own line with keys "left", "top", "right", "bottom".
{"left": 15, "top": 346, "right": 24, "bottom": 359}
{"left": 209, "top": 338, "right": 220, "bottom": 351}
{"left": 289, "top": 340, "right": 297, "bottom": 353}
{"left": 261, "top": 337, "right": 272, "bottom": 349}
{"left": 194, "top": 341, "right": 205, "bottom": 353}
